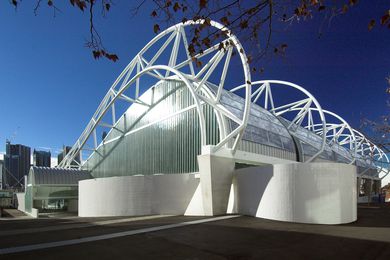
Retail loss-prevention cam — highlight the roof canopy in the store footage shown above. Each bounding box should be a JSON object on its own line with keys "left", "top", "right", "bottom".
{"left": 28, "top": 166, "right": 92, "bottom": 186}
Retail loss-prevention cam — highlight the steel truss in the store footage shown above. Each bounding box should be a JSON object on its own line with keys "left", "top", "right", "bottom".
{"left": 58, "top": 19, "right": 389, "bottom": 180}
{"left": 305, "top": 109, "right": 357, "bottom": 164}
{"left": 58, "top": 19, "right": 251, "bottom": 168}
{"left": 231, "top": 80, "right": 326, "bottom": 162}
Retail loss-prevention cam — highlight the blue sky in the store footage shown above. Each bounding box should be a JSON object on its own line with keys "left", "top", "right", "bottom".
{"left": 0, "top": 1, "right": 389, "bottom": 155}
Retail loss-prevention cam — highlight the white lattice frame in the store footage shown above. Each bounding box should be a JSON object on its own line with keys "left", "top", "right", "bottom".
{"left": 231, "top": 80, "right": 327, "bottom": 162}
{"left": 58, "top": 19, "right": 251, "bottom": 168}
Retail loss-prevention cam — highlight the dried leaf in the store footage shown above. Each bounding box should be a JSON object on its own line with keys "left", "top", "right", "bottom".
{"left": 153, "top": 24, "right": 160, "bottom": 34}
{"left": 220, "top": 16, "right": 229, "bottom": 26}
{"left": 92, "top": 50, "right": 101, "bottom": 59}
{"left": 199, "top": 0, "right": 207, "bottom": 9}
{"left": 173, "top": 2, "right": 180, "bottom": 12}
{"left": 201, "top": 37, "right": 211, "bottom": 48}
{"left": 77, "top": 1, "right": 87, "bottom": 11}
{"left": 349, "top": 0, "right": 358, "bottom": 6}
{"left": 240, "top": 20, "right": 248, "bottom": 29}
{"left": 368, "top": 19, "right": 376, "bottom": 31}
{"left": 380, "top": 13, "right": 390, "bottom": 25}
{"left": 342, "top": 5, "right": 348, "bottom": 13}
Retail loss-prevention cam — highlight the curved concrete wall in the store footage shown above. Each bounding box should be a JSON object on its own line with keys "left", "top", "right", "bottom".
{"left": 235, "top": 163, "right": 357, "bottom": 224}
{"left": 79, "top": 173, "right": 200, "bottom": 217}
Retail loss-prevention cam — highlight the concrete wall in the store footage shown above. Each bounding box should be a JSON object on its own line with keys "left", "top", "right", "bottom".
{"left": 79, "top": 173, "right": 200, "bottom": 217}
{"left": 15, "top": 192, "right": 25, "bottom": 212}
{"left": 235, "top": 163, "right": 357, "bottom": 224}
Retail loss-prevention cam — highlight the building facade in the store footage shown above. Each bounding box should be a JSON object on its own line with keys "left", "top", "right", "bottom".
{"left": 33, "top": 150, "right": 51, "bottom": 167}
{"left": 57, "top": 146, "right": 80, "bottom": 166}
{"left": 4, "top": 141, "right": 31, "bottom": 189}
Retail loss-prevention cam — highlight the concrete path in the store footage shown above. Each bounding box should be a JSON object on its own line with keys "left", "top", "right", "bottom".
{"left": 0, "top": 215, "right": 239, "bottom": 255}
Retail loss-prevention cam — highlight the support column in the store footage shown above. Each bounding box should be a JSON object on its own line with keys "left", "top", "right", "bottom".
{"left": 198, "top": 147, "right": 235, "bottom": 216}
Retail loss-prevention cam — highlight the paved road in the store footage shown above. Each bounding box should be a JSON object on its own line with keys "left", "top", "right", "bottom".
{"left": 1, "top": 204, "right": 390, "bottom": 259}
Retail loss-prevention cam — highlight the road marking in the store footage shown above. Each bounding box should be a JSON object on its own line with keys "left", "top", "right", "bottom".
{"left": 0, "top": 215, "right": 174, "bottom": 236}
{"left": 0, "top": 215, "right": 240, "bottom": 255}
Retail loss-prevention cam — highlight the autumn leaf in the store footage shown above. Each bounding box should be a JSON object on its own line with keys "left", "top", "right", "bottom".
{"left": 153, "top": 24, "right": 160, "bottom": 34}
{"left": 77, "top": 0, "right": 87, "bottom": 11}
{"left": 92, "top": 50, "right": 101, "bottom": 59}
{"left": 220, "top": 16, "right": 229, "bottom": 25}
{"left": 240, "top": 20, "right": 248, "bottom": 29}
{"left": 247, "top": 55, "right": 252, "bottom": 64}
{"left": 342, "top": 5, "right": 348, "bottom": 13}
{"left": 199, "top": 0, "right": 207, "bottom": 9}
{"left": 106, "top": 54, "right": 119, "bottom": 62}
{"left": 188, "top": 43, "right": 195, "bottom": 56}
{"left": 368, "top": 19, "right": 376, "bottom": 31}
{"left": 380, "top": 12, "right": 390, "bottom": 25}
{"left": 173, "top": 2, "right": 180, "bottom": 12}
{"left": 349, "top": 0, "right": 358, "bottom": 6}
{"left": 201, "top": 37, "right": 211, "bottom": 48}
{"left": 151, "top": 10, "right": 157, "bottom": 17}
{"left": 218, "top": 42, "right": 225, "bottom": 51}
{"left": 204, "top": 17, "right": 211, "bottom": 26}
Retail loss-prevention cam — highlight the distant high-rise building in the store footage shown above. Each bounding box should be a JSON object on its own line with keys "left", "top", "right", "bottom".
{"left": 33, "top": 150, "right": 51, "bottom": 167}
{"left": 4, "top": 141, "right": 31, "bottom": 188}
{"left": 57, "top": 146, "right": 80, "bottom": 167}
{"left": 0, "top": 159, "right": 3, "bottom": 190}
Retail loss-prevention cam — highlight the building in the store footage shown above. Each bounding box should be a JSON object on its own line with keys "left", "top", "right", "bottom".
{"left": 57, "top": 146, "right": 80, "bottom": 167}
{"left": 24, "top": 167, "right": 91, "bottom": 215}
{"left": 0, "top": 159, "right": 3, "bottom": 190}
{"left": 4, "top": 141, "right": 31, "bottom": 189}
{"left": 23, "top": 20, "right": 389, "bottom": 223}
{"left": 33, "top": 150, "right": 51, "bottom": 167}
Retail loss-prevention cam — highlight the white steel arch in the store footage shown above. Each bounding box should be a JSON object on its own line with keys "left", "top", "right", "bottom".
{"left": 352, "top": 129, "right": 389, "bottom": 178}
{"left": 58, "top": 19, "right": 251, "bottom": 168}
{"left": 231, "top": 80, "right": 327, "bottom": 162}
{"left": 305, "top": 109, "right": 357, "bottom": 164}
{"left": 367, "top": 140, "right": 390, "bottom": 179}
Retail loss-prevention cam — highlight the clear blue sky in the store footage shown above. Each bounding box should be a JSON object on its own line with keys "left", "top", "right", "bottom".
{"left": 0, "top": 1, "right": 389, "bottom": 155}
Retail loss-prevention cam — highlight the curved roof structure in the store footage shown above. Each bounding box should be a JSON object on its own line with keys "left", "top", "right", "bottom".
{"left": 28, "top": 166, "right": 92, "bottom": 186}
{"left": 57, "top": 19, "right": 389, "bottom": 180}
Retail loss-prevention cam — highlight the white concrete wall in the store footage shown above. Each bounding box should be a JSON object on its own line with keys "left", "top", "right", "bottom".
{"left": 79, "top": 173, "right": 200, "bottom": 217}
{"left": 198, "top": 154, "right": 235, "bottom": 216}
{"left": 15, "top": 192, "right": 25, "bottom": 212}
{"left": 235, "top": 163, "right": 357, "bottom": 224}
